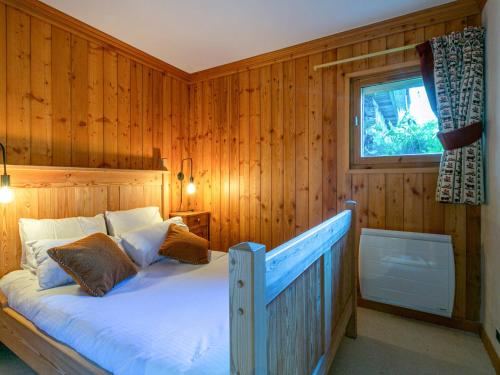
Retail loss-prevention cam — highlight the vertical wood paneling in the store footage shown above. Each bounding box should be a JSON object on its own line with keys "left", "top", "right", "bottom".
{"left": 51, "top": 27, "right": 71, "bottom": 166}
{"left": 271, "top": 63, "right": 284, "bottom": 248}
{"left": 70, "top": 35, "right": 88, "bottom": 167}
{"left": 87, "top": 42, "right": 103, "bottom": 168}
{"left": 162, "top": 74, "right": 172, "bottom": 211}
{"left": 229, "top": 74, "right": 240, "bottom": 247}
{"left": 368, "top": 174, "right": 385, "bottom": 229}
{"left": 283, "top": 61, "right": 296, "bottom": 241}
{"left": 335, "top": 45, "right": 353, "bottom": 221}
{"left": 152, "top": 69, "right": 163, "bottom": 170}
{"left": 0, "top": 3, "right": 6, "bottom": 146}
{"left": 308, "top": 53, "right": 323, "bottom": 228}
{"left": 260, "top": 66, "right": 272, "bottom": 250}
{"left": 189, "top": 82, "right": 202, "bottom": 209}
{"left": 130, "top": 61, "right": 143, "bottom": 169}
{"left": 295, "top": 56, "right": 309, "bottom": 236}
{"left": 385, "top": 173, "right": 404, "bottom": 231}
{"left": 220, "top": 76, "right": 231, "bottom": 250}
{"left": 170, "top": 78, "right": 181, "bottom": 210}
{"left": 386, "top": 33, "right": 405, "bottom": 64}
{"left": 7, "top": 8, "right": 30, "bottom": 165}
{"left": 201, "top": 80, "right": 213, "bottom": 218}
{"left": 322, "top": 50, "right": 337, "bottom": 221}
{"left": 239, "top": 71, "right": 250, "bottom": 242}
{"left": 103, "top": 49, "right": 118, "bottom": 168}
{"left": 117, "top": 54, "right": 131, "bottom": 169}
{"left": 403, "top": 173, "right": 423, "bottom": 232}
{"left": 30, "top": 18, "right": 52, "bottom": 165}
{"left": 445, "top": 204, "right": 467, "bottom": 319}
{"left": 423, "top": 173, "right": 444, "bottom": 233}
{"left": 142, "top": 67, "right": 153, "bottom": 170}
{"left": 249, "top": 69, "right": 261, "bottom": 243}
{"left": 210, "top": 78, "right": 222, "bottom": 250}
{"left": 351, "top": 174, "right": 368, "bottom": 257}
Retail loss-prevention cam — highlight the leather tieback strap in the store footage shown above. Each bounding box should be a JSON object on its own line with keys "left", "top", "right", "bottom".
{"left": 437, "top": 121, "right": 483, "bottom": 150}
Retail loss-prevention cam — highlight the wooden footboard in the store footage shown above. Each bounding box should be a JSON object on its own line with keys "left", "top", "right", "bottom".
{"left": 229, "top": 203, "right": 357, "bottom": 375}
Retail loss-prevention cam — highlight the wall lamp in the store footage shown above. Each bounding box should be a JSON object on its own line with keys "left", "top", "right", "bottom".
{"left": 0, "top": 143, "right": 13, "bottom": 204}
{"left": 177, "top": 157, "right": 196, "bottom": 211}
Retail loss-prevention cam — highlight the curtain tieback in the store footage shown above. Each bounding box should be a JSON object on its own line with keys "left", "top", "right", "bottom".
{"left": 437, "top": 122, "right": 483, "bottom": 150}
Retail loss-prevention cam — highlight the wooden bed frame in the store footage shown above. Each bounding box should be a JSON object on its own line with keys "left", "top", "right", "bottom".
{"left": 0, "top": 165, "right": 357, "bottom": 375}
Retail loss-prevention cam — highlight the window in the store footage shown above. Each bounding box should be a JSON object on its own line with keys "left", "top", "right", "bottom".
{"left": 350, "top": 66, "right": 442, "bottom": 168}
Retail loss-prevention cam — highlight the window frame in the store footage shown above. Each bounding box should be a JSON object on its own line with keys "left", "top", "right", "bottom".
{"left": 350, "top": 65, "right": 441, "bottom": 169}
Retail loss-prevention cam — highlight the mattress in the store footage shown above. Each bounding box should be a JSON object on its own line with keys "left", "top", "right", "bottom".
{"left": 0, "top": 251, "right": 230, "bottom": 375}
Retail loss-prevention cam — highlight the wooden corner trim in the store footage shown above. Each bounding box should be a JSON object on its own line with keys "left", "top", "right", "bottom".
{"left": 190, "top": 0, "right": 480, "bottom": 82}
{"left": 1, "top": 0, "right": 191, "bottom": 82}
{"left": 480, "top": 327, "right": 500, "bottom": 374}
{"left": 476, "top": 0, "right": 488, "bottom": 11}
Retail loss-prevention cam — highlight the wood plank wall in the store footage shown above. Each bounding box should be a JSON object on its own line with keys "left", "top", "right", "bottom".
{"left": 0, "top": 2, "right": 190, "bottom": 211}
{"left": 187, "top": 13, "right": 482, "bottom": 322}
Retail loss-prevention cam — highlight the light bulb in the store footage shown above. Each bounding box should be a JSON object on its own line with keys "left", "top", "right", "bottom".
{"left": 186, "top": 181, "right": 196, "bottom": 195}
{"left": 0, "top": 186, "right": 13, "bottom": 204}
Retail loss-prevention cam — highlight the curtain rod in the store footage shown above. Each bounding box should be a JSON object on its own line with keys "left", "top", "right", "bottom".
{"left": 313, "top": 43, "right": 419, "bottom": 71}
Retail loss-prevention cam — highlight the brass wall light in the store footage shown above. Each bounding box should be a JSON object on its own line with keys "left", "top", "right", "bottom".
{"left": 0, "top": 143, "right": 13, "bottom": 204}
{"left": 177, "top": 157, "right": 196, "bottom": 211}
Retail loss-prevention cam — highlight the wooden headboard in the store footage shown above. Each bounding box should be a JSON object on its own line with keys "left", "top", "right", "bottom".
{"left": 0, "top": 166, "right": 171, "bottom": 277}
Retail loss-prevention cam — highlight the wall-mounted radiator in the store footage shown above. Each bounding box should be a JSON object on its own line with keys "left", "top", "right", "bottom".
{"left": 359, "top": 228, "right": 455, "bottom": 317}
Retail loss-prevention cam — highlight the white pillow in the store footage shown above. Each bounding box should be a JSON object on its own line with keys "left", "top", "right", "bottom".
{"left": 19, "top": 214, "right": 107, "bottom": 271}
{"left": 119, "top": 217, "right": 188, "bottom": 267}
{"left": 105, "top": 207, "right": 162, "bottom": 236}
{"left": 29, "top": 236, "right": 124, "bottom": 290}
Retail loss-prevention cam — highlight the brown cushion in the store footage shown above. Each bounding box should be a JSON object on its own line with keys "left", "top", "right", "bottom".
{"left": 47, "top": 233, "right": 137, "bottom": 297}
{"left": 158, "top": 223, "right": 210, "bottom": 264}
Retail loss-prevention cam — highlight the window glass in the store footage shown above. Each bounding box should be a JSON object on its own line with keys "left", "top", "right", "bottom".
{"left": 360, "top": 76, "right": 442, "bottom": 158}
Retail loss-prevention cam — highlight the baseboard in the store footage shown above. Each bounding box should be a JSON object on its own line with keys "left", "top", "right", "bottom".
{"left": 358, "top": 298, "right": 481, "bottom": 333}
{"left": 480, "top": 327, "right": 500, "bottom": 374}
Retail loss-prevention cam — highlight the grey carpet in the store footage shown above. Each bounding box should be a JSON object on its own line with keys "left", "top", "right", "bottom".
{"left": 329, "top": 307, "right": 495, "bottom": 375}
{"left": 0, "top": 343, "right": 35, "bottom": 374}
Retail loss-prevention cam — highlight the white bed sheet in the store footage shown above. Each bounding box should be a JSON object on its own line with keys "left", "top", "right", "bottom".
{"left": 0, "top": 252, "right": 230, "bottom": 375}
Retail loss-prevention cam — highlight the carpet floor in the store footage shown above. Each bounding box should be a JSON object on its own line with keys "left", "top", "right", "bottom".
{"left": 0, "top": 307, "right": 495, "bottom": 374}
{"left": 329, "top": 307, "right": 495, "bottom": 374}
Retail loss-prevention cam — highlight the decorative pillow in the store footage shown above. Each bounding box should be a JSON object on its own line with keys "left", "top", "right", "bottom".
{"left": 47, "top": 233, "right": 137, "bottom": 297}
{"left": 29, "top": 236, "right": 124, "bottom": 290}
{"left": 104, "top": 207, "right": 162, "bottom": 236}
{"left": 19, "top": 214, "right": 107, "bottom": 271}
{"left": 158, "top": 224, "right": 210, "bottom": 264}
{"left": 119, "top": 217, "right": 188, "bottom": 267}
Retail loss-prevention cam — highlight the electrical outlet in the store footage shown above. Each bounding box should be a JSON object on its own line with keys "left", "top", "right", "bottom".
{"left": 496, "top": 329, "right": 500, "bottom": 344}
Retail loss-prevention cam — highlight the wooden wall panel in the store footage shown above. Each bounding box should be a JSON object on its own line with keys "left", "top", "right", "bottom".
{"left": 6, "top": 7, "right": 30, "bottom": 165}
{"left": 0, "top": 3, "right": 189, "bottom": 172}
{"left": 30, "top": 18, "right": 52, "bottom": 166}
{"left": 0, "top": 3, "right": 6, "bottom": 147}
{"left": 87, "top": 42, "right": 104, "bottom": 168}
{"left": 70, "top": 35, "right": 88, "bottom": 167}
{"left": 186, "top": 14, "right": 481, "bottom": 323}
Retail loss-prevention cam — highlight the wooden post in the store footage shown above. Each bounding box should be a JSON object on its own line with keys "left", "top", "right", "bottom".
{"left": 344, "top": 200, "right": 358, "bottom": 339}
{"left": 229, "top": 242, "right": 267, "bottom": 375}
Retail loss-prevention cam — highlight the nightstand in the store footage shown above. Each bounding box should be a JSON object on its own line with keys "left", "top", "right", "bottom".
{"left": 169, "top": 211, "right": 210, "bottom": 242}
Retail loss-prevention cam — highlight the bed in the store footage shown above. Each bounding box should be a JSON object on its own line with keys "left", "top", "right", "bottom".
{"left": 0, "top": 166, "right": 357, "bottom": 375}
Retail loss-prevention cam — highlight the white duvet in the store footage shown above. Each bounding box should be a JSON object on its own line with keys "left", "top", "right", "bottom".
{"left": 0, "top": 252, "right": 230, "bottom": 375}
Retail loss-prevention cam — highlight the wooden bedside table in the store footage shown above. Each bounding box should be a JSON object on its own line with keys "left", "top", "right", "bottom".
{"left": 169, "top": 211, "right": 210, "bottom": 242}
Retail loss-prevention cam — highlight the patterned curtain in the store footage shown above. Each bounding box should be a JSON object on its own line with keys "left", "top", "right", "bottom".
{"left": 417, "top": 27, "right": 485, "bottom": 205}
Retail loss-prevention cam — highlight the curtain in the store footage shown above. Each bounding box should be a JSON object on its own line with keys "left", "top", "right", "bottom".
{"left": 417, "top": 27, "right": 485, "bottom": 205}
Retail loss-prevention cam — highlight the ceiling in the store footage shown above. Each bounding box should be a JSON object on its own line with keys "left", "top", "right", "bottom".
{"left": 41, "top": 0, "right": 453, "bottom": 73}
